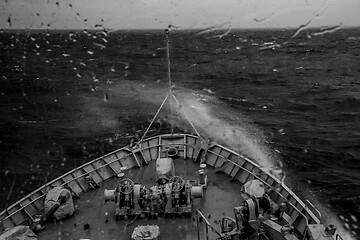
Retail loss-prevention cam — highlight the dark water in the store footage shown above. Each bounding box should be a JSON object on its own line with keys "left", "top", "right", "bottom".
{"left": 0, "top": 28, "right": 359, "bottom": 237}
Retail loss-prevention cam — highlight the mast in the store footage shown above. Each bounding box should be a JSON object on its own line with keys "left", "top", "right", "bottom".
{"left": 164, "top": 27, "right": 172, "bottom": 95}
{"left": 165, "top": 27, "right": 174, "bottom": 134}
{"left": 140, "top": 26, "right": 202, "bottom": 142}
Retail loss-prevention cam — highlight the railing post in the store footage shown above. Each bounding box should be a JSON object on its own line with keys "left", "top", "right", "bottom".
{"left": 205, "top": 223, "right": 209, "bottom": 240}
{"left": 197, "top": 211, "right": 200, "bottom": 240}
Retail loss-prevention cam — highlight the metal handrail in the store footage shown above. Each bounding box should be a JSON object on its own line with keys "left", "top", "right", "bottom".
{"left": 196, "top": 209, "right": 221, "bottom": 240}
{"left": 0, "top": 150, "right": 134, "bottom": 222}
{"left": 1, "top": 134, "right": 199, "bottom": 223}
{"left": 207, "top": 149, "right": 311, "bottom": 229}
{"left": 305, "top": 199, "right": 321, "bottom": 219}
{"left": 0, "top": 132, "right": 318, "bottom": 239}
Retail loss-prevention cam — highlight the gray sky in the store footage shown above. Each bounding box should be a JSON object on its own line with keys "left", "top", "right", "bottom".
{"left": 1, "top": 0, "right": 359, "bottom": 29}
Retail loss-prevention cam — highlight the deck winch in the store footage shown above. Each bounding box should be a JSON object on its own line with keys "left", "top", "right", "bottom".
{"left": 211, "top": 179, "right": 340, "bottom": 240}
{"left": 214, "top": 180, "right": 296, "bottom": 239}
{"left": 104, "top": 157, "right": 204, "bottom": 220}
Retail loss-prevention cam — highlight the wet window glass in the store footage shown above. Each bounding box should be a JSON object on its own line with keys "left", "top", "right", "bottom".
{"left": 0, "top": 0, "right": 359, "bottom": 239}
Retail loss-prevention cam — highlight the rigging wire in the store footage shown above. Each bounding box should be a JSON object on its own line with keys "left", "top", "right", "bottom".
{"left": 140, "top": 94, "right": 169, "bottom": 142}
{"left": 139, "top": 26, "right": 203, "bottom": 142}
{"left": 172, "top": 94, "right": 203, "bottom": 140}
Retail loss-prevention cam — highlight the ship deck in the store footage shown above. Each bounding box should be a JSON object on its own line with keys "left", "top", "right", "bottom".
{"left": 37, "top": 157, "right": 244, "bottom": 240}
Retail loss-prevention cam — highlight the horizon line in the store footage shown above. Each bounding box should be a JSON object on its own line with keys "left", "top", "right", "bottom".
{"left": 1, "top": 26, "right": 359, "bottom": 32}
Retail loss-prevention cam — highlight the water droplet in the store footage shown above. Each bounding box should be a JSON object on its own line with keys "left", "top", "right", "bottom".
{"left": 350, "top": 214, "right": 358, "bottom": 223}
{"left": 103, "top": 92, "right": 108, "bottom": 102}
{"left": 101, "top": 30, "right": 108, "bottom": 37}
{"left": 7, "top": 15, "right": 11, "bottom": 28}
{"left": 352, "top": 223, "right": 359, "bottom": 230}
{"left": 93, "top": 43, "right": 105, "bottom": 49}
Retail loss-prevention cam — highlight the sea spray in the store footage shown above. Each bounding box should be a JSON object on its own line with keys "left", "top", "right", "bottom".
{"left": 174, "top": 92, "right": 275, "bottom": 168}
{"left": 79, "top": 80, "right": 283, "bottom": 176}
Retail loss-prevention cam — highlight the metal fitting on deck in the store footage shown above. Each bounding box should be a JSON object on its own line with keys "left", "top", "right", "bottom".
{"left": 198, "top": 163, "right": 208, "bottom": 189}
{"left": 117, "top": 167, "right": 127, "bottom": 178}
{"left": 167, "top": 147, "right": 178, "bottom": 157}
{"left": 324, "top": 224, "right": 336, "bottom": 236}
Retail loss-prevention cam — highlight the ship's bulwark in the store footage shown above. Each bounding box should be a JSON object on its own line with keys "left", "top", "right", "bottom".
{"left": 0, "top": 29, "right": 359, "bottom": 237}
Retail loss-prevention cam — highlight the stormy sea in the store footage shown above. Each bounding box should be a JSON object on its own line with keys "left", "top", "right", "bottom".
{"left": 0, "top": 28, "right": 359, "bottom": 237}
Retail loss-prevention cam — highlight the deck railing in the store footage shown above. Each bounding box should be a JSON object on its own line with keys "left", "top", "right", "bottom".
{"left": 207, "top": 149, "right": 311, "bottom": 230}
{"left": 0, "top": 132, "right": 330, "bottom": 239}
{"left": 305, "top": 199, "right": 322, "bottom": 219}
{"left": 0, "top": 150, "right": 135, "bottom": 224}
{"left": 195, "top": 209, "right": 221, "bottom": 240}
{"left": 0, "top": 133, "right": 200, "bottom": 228}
